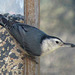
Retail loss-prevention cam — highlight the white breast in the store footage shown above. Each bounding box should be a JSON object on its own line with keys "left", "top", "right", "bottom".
{"left": 41, "top": 39, "right": 60, "bottom": 56}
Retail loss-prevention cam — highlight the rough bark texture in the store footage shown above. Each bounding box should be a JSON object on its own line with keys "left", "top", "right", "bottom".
{"left": 24, "top": 0, "right": 40, "bottom": 75}
{"left": 24, "top": 0, "right": 40, "bottom": 28}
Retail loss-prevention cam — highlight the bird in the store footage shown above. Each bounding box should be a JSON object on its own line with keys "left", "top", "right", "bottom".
{"left": 0, "top": 14, "right": 75, "bottom": 57}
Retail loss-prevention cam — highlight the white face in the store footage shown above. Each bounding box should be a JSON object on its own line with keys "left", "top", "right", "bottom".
{"left": 41, "top": 38, "right": 63, "bottom": 56}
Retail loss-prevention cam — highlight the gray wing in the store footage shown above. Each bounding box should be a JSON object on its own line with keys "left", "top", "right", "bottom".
{"left": 9, "top": 23, "right": 47, "bottom": 56}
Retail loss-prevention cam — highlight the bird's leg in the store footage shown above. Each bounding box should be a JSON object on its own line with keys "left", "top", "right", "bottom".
{"left": 27, "top": 55, "right": 39, "bottom": 64}
{"left": 22, "top": 54, "right": 38, "bottom": 64}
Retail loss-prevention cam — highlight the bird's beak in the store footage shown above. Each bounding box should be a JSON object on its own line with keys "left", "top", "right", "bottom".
{"left": 63, "top": 42, "right": 75, "bottom": 48}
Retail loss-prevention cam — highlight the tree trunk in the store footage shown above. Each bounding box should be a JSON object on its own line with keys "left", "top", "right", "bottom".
{"left": 24, "top": 0, "right": 40, "bottom": 75}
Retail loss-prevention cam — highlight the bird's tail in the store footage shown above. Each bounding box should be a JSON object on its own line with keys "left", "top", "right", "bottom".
{"left": 0, "top": 14, "right": 10, "bottom": 28}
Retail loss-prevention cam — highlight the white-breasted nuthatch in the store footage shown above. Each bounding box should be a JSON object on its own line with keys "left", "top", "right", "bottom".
{"left": 0, "top": 14, "right": 75, "bottom": 57}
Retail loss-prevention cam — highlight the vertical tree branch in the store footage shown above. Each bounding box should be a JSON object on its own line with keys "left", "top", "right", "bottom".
{"left": 24, "top": 0, "right": 40, "bottom": 75}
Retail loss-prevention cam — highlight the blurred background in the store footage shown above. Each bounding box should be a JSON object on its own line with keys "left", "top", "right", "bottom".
{"left": 0, "top": 0, "right": 75, "bottom": 75}
{"left": 40, "top": 0, "right": 75, "bottom": 75}
{"left": 0, "top": 0, "right": 24, "bottom": 14}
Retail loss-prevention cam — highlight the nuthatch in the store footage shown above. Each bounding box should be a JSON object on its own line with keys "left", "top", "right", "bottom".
{"left": 0, "top": 14, "right": 75, "bottom": 57}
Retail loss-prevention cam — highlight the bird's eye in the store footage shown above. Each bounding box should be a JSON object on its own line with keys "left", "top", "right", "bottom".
{"left": 56, "top": 41, "right": 59, "bottom": 44}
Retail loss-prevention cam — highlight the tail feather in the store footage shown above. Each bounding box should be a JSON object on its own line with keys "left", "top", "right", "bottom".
{"left": 0, "top": 22, "right": 5, "bottom": 27}
{"left": 0, "top": 13, "right": 24, "bottom": 28}
{"left": 0, "top": 14, "right": 10, "bottom": 28}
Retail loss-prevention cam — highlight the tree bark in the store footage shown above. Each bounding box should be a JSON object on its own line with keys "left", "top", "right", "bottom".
{"left": 24, "top": 0, "right": 40, "bottom": 75}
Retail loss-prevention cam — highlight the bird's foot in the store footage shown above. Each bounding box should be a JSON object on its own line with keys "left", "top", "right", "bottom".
{"left": 22, "top": 54, "right": 38, "bottom": 64}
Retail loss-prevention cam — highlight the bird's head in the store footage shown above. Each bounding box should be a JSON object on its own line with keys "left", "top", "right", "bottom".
{"left": 41, "top": 36, "right": 75, "bottom": 56}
